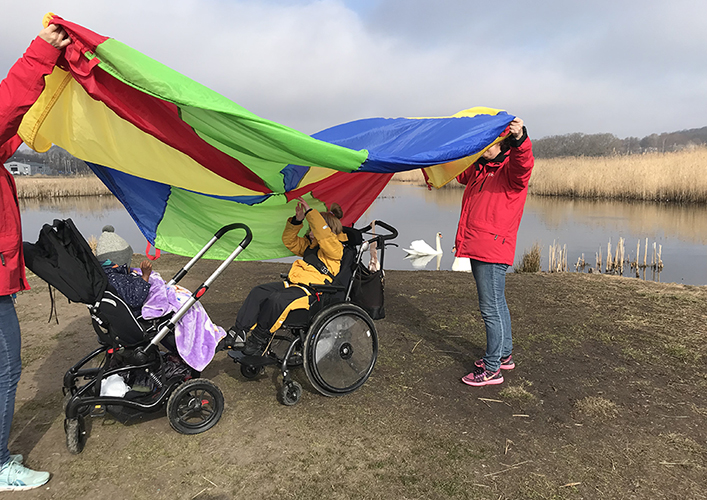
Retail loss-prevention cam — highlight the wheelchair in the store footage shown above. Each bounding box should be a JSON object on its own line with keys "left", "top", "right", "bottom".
{"left": 229, "top": 220, "right": 398, "bottom": 405}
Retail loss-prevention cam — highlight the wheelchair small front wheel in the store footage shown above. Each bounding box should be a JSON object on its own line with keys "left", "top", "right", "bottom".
{"left": 240, "top": 363, "right": 263, "bottom": 379}
{"left": 167, "top": 378, "right": 224, "bottom": 435}
{"left": 303, "top": 303, "right": 378, "bottom": 397}
{"left": 279, "top": 381, "right": 302, "bottom": 406}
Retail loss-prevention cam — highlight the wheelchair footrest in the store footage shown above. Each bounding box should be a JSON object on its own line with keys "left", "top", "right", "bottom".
{"left": 228, "top": 350, "right": 279, "bottom": 368}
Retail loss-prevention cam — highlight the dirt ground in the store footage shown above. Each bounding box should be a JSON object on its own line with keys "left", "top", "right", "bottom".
{"left": 8, "top": 255, "right": 707, "bottom": 500}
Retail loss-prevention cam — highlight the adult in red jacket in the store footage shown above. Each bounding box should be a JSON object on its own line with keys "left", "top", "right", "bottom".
{"left": 0, "top": 25, "right": 70, "bottom": 491}
{"left": 455, "top": 117, "right": 534, "bottom": 387}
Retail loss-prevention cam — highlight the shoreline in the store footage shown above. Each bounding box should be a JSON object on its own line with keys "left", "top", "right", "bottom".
{"left": 12, "top": 144, "right": 707, "bottom": 205}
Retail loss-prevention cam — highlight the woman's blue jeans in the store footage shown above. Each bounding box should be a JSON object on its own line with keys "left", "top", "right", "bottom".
{"left": 470, "top": 260, "right": 512, "bottom": 373}
{"left": 0, "top": 295, "right": 22, "bottom": 466}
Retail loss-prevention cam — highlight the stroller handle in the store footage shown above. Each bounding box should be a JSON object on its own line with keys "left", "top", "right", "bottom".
{"left": 215, "top": 223, "right": 253, "bottom": 247}
{"left": 169, "top": 223, "right": 252, "bottom": 287}
{"left": 148, "top": 223, "right": 253, "bottom": 351}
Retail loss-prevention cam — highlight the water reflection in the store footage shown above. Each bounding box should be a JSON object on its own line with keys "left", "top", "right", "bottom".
{"left": 359, "top": 184, "right": 707, "bottom": 285}
{"left": 20, "top": 196, "right": 123, "bottom": 213}
{"left": 18, "top": 188, "right": 707, "bottom": 285}
{"left": 20, "top": 196, "right": 146, "bottom": 254}
{"left": 405, "top": 253, "right": 442, "bottom": 270}
{"left": 526, "top": 196, "right": 707, "bottom": 245}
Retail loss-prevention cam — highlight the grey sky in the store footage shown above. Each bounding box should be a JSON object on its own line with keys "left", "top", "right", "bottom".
{"left": 2, "top": 0, "right": 705, "bottom": 139}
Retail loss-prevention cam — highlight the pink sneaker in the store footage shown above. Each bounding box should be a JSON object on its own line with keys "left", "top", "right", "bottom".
{"left": 462, "top": 367, "right": 504, "bottom": 386}
{"left": 474, "top": 354, "right": 515, "bottom": 371}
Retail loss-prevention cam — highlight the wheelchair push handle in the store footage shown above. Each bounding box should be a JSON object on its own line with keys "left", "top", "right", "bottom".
{"left": 359, "top": 220, "right": 398, "bottom": 244}
{"left": 371, "top": 220, "right": 398, "bottom": 242}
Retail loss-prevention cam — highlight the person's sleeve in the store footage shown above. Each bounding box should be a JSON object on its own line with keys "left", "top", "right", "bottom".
{"left": 456, "top": 166, "right": 475, "bottom": 185}
{"left": 306, "top": 210, "right": 343, "bottom": 261}
{"left": 0, "top": 37, "right": 61, "bottom": 158}
{"left": 282, "top": 216, "right": 309, "bottom": 256}
{"left": 506, "top": 127, "right": 534, "bottom": 190}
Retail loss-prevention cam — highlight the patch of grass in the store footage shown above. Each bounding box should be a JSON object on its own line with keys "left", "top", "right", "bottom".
{"left": 690, "top": 404, "right": 707, "bottom": 416}
{"left": 664, "top": 342, "right": 697, "bottom": 363}
{"left": 21, "top": 344, "right": 51, "bottom": 368}
{"left": 621, "top": 346, "right": 651, "bottom": 362}
{"left": 660, "top": 433, "right": 705, "bottom": 456}
{"left": 574, "top": 396, "right": 619, "bottom": 419}
{"left": 499, "top": 380, "right": 536, "bottom": 404}
{"left": 515, "top": 242, "right": 542, "bottom": 273}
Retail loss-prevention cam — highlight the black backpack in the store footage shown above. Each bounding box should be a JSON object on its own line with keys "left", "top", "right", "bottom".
{"left": 23, "top": 218, "right": 108, "bottom": 305}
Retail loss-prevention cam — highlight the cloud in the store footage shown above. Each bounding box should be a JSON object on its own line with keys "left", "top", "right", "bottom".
{"left": 2, "top": 0, "right": 706, "bottom": 138}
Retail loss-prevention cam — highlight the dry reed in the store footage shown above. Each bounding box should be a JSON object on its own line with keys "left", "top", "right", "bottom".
{"left": 548, "top": 240, "right": 567, "bottom": 272}
{"left": 392, "top": 147, "right": 707, "bottom": 203}
{"left": 14, "top": 176, "right": 111, "bottom": 198}
{"left": 529, "top": 146, "right": 707, "bottom": 203}
{"left": 514, "top": 242, "right": 542, "bottom": 273}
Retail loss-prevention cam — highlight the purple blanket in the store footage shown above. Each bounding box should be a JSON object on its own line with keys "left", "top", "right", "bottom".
{"left": 141, "top": 272, "right": 226, "bottom": 371}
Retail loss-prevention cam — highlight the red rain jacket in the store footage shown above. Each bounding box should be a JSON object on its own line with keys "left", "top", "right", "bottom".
{"left": 454, "top": 130, "right": 534, "bottom": 266}
{"left": 1, "top": 37, "right": 62, "bottom": 296}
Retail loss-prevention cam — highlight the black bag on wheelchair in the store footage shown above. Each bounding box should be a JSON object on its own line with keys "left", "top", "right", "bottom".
{"left": 350, "top": 263, "right": 385, "bottom": 320}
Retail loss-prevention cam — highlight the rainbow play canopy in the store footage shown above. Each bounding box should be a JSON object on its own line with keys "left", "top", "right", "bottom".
{"left": 17, "top": 14, "right": 514, "bottom": 260}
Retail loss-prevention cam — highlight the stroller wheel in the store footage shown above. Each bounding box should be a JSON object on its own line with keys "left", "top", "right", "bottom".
{"left": 240, "top": 364, "right": 263, "bottom": 379}
{"left": 303, "top": 303, "right": 378, "bottom": 397}
{"left": 166, "top": 378, "right": 224, "bottom": 435}
{"left": 64, "top": 416, "right": 87, "bottom": 454}
{"left": 279, "top": 381, "right": 302, "bottom": 406}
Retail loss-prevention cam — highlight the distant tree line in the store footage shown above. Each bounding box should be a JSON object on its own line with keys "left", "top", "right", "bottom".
{"left": 8, "top": 145, "right": 92, "bottom": 175}
{"left": 532, "top": 126, "right": 707, "bottom": 158}
{"left": 7, "top": 125, "right": 707, "bottom": 169}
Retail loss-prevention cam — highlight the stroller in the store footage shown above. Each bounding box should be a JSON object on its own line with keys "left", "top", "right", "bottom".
{"left": 23, "top": 219, "right": 252, "bottom": 454}
{"left": 229, "top": 220, "right": 397, "bottom": 405}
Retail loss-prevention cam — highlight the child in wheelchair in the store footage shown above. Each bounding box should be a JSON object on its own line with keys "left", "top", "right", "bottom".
{"left": 223, "top": 197, "right": 346, "bottom": 357}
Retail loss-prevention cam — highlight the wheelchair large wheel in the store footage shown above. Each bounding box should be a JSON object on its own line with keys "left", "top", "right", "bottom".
{"left": 303, "top": 303, "right": 378, "bottom": 397}
{"left": 166, "top": 378, "right": 224, "bottom": 435}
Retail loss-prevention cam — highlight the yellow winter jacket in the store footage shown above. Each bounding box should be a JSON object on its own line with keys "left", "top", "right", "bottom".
{"left": 282, "top": 210, "right": 348, "bottom": 285}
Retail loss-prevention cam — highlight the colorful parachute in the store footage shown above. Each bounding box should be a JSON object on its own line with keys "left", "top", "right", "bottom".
{"left": 17, "top": 14, "right": 514, "bottom": 260}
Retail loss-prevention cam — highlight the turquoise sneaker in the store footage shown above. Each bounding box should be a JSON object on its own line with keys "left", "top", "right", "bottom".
{"left": 9, "top": 454, "right": 23, "bottom": 464}
{"left": 0, "top": 460, "right": 50, "bottom": 491}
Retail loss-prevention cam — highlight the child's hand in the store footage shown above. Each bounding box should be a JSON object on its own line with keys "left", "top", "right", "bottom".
{"left": 296, "top": 196, "right": 311, "bottom": 212}
{"left": 140, "top": 260, "right": 153, "bottom": 282}
{"left": 295, "top": 197, "right": 311, "bottom": 221}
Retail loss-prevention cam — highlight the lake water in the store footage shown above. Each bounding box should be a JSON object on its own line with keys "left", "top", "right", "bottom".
{"left": 20, "top": 184, "right": 707, "bottom": 285}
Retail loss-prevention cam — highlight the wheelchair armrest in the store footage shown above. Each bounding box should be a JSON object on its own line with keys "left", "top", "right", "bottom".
{"left": 307, "top": 283, "right": 346, "bottom": 294}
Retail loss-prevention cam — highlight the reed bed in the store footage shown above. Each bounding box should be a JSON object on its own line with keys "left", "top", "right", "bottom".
{"left": 392, "top": 147, "right": 707, "bottom": 203}
{"left": 529, "top": 146, "right": 707, "bottom": 203}
{"left": 14, "top": 175, "right": 111, "bottom": 198}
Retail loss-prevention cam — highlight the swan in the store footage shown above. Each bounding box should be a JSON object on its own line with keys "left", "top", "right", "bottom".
{"left": 403, "top": 232, "right": 442, "bottom": 256}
